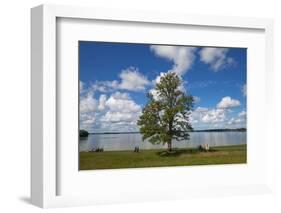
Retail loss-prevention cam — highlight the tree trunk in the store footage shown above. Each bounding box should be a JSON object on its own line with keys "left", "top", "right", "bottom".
{"left": 167, "top": 140, "right": 172, "bottom": 152}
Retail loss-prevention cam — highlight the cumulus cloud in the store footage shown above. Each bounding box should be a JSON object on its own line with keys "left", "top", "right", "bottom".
{"left": 228, "top": 118, "right": 241, "bottom": 125}
{"left": 199, "top": 47, "right": 234, "bottom": 71}
{"left": 91, "top": 80, "right": 119, "bottom": 93}
{"left": 228, "top": 111, "right": 246, "bottom": 126}
{"left": 79, "top": 90, "right": 108, "bottom": 130}
{"left": 101, "top": 111, "right": 139, "bottom": 123}
{"left": 98, "top": 94, "right": 107, "bottom": 111}
{"left": 217, "top": 96, "right": 241, "bottom": 109}
{"left": 80, "top": 69, "right": 146, "bottom": 132}
{"left": 105, "top": 92, "right": 141, "bottom": 113}
{"left": 192, "top": 107, "right": 226, "bottom": 124}
{"left": 118, "top": 67, "right": 150, "bottom": 91}
{"left": 202, "top": 109, "right": 226, "bottom": 123}
{"left": 191, "top": 99, "right": 246, "bottom": 129}
{"left": 149, "top": 45, "right": 196, "bottom": 100}
{"left": 238, "top": 110, "right": 246, "bottom": 118}
{"left": 80, "top": 89, "right": 142, "bottom": 132}
{"left": 90, "top": 67, "right": 150, "bottom": 93}
{"left": 81, "top": 115, "right": 96, "bottom": 125}
{"left": 101, "top": 92, "right": 141, "bottom": 126}
{"left": 194, "top": 107, "right": 208, "bottom": 112}
{"left": 150, "top": 45, "right": 197, "bottom": 76}
{"left": 80, "top": 91, "right": 99, "bottom": 114}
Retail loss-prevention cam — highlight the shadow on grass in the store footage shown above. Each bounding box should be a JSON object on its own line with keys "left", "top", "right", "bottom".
{"left": 156, "top": 148, "right": 217, "bottom": 157}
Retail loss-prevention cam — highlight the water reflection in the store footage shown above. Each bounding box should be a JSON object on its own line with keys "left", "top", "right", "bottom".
{"left": 79, "top": 132, "right": 246, "bottom": 151}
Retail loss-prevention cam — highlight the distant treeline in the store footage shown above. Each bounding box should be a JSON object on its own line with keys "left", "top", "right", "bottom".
{"left": 192, "top": 128, "right": 246, "bottom": 132}
{"left": 89, "top": 128, "right": 246, "bottom": 135}
{"left": 90, "top": 132, "right": 140, "bottom": 135}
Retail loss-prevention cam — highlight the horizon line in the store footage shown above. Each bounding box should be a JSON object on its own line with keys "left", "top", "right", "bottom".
{"left": 85, "top": 127, "right": 247, "bottom": 134}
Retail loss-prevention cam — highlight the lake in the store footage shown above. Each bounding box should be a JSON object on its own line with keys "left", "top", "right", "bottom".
{"left": 79, "top": 132, "right": 246, "bottom": 151}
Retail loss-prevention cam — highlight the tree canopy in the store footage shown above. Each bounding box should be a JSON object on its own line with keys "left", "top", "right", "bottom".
{"left": 137, "top": 72, "right": 194, "bottom": 151}
{"left": 79, "top": 129, "right": 89, "bottom": 137}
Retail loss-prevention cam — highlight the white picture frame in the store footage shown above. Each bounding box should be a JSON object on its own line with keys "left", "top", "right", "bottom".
{"left": 31, "top": 4, "right": 274, "bottom": 208}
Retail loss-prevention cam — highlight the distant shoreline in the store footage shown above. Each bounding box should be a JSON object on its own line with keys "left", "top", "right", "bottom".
{"left": 89, "top": 128, "right": 246, "bottom": 135}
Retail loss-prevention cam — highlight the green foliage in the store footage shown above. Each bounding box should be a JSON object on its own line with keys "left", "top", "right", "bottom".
{"left": 137, "top": 72, "right": 194, "bottom": 151}
{"left": 79, "top": 129, "right": 89, "bottom": 137}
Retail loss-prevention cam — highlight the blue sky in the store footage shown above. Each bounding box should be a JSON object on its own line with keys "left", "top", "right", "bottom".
{"left": 79, "top": 41, "right": 247, "bottom": 132}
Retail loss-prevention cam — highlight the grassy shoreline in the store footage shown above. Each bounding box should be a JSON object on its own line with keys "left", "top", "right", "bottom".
{"left": 79, "top": 144, "right": 246, "bottom": 170}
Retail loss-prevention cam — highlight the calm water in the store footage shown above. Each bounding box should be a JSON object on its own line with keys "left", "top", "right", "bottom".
{"left": 79, "top": 132, "right": 246, "bottom": 151}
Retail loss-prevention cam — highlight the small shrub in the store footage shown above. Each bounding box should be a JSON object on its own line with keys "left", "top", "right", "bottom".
{"left": 79, "top": 129, "right": 89, "bottom": 137}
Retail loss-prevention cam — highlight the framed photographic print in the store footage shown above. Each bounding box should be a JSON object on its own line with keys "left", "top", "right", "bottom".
{"left": 31, "top": 4, "right": 274, "bottom": 208}
{"left": 78, "top": 41, "right": 247, "bottom": 170}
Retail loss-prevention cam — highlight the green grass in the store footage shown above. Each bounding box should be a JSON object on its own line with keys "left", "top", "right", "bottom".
{"left": 79, "top": 144, "right": 247, "bottom": 170}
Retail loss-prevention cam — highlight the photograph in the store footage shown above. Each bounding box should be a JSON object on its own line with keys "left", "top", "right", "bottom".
{"left": 79, "top": 41, "right": 247, "bottom": 170}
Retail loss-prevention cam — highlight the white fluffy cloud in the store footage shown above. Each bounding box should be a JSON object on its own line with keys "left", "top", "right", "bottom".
{"left": 101, "top": 111, "right": 139, "bottom": 123}
{"left": 150, "top": 45, "right": 197, "bottom": 76}
{"left": 191, "top": 98, "right": 246, "bottom": 129}
{"left": 80, "top": 91, "right": 99, "bottom": 114}
{"left": 118, "top": 67, "right": 150, "bottom": 91}
{"left": 98, "top": 94, "right": 107, "bottom": 111}
{"left": 191, "top": 97, "right": 241, "bottom": 126}
{"left": 81, "top": 114, "right": 96, "bottom": 125}
{"left": 101, "top": 92, "right": 141, "bottom": 126}
{"left": 238, "top": 110, "right": 246, "bottom": 118}
{"left": 80, "top": 89, "right": 142, "bottom": 132}
{"left": 79, "top": 87, "right": 107, "bottom": 130}
{"left": 149, "top": 45, "right": 196, "bottom": 100}
{"left": 194, "top": 107, "right": 208, "bottom": 112}
{"left": 192, "top": 107, "right": 226, "bottom": 124}
{"left": 217, "top": 96, "right": 241, "bottom": 109}
{"left": 91, "top": 80, "right": 119, "bottom": 93}
{"left": 90, "top": 67, "right": 150, "bottom": 93}
{"left": 228, "top": 111, "right": 246, "bottom": 125}
{"left": 202, "top": 109, "right": 226, "bottom": 123}
{"left": 228, "top": 118, "right": 242, "bottom": 125}
{"left": 199, "top": 48, "right": 234, "bottom": 71}
{"left": 105, "top": 92, "right": 141, "bottom": 113}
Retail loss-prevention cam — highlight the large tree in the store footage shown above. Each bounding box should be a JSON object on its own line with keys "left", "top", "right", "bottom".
{"left": 137, "top": 72, "right": 194, "bottom": 152}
